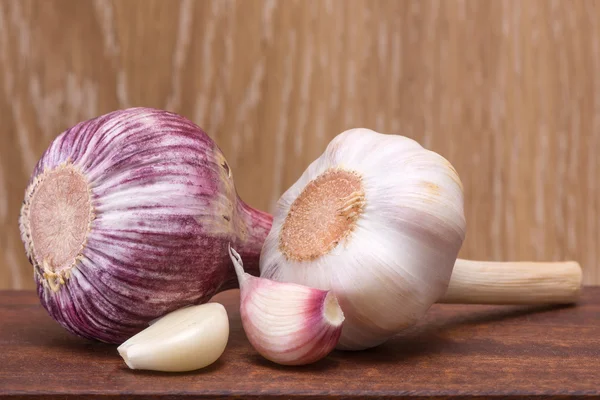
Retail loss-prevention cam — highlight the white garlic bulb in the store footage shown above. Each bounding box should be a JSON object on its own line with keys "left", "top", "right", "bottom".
{"left": 260, "top": 128, "right": 466, "bottom": 350}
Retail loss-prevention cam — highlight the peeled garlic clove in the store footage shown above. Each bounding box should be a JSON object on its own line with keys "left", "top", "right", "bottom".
{"left": 260, "top": 128, "right": 466, "bottom": 350}
{"left": 19, "top": 108, "right": 272, "bottom": 343}
{"left": 118, "top": 302, "right": 229, "bottom": 372}
{"left": 229, "top": 246, "right": 344, "bottom": 365}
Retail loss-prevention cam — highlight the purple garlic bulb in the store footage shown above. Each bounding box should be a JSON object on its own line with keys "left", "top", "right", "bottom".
{"left": 19, "top": 108, "right": 272, "bottom": 343}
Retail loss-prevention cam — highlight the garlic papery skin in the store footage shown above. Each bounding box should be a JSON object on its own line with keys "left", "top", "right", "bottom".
{"left": 117, "top": 302, "right": 229, "bottom": 372}
{"left": 260, "top": 128, "right": 466, "bottom": 350}
{"left": 229, "top": 246, "right": 344, "bottom": 365}
{"left": 19, "top": 108, "right": 272, "bottom": 343}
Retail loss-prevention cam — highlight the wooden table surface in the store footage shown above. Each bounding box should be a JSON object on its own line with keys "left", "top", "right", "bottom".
{"left": 1, "top": 288, "right": 599, "bottom": 399}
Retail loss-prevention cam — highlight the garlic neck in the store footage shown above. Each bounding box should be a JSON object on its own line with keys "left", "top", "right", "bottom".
{"left": 222, "top": 199, "right": 273, "bottom": 288}
{"left": 279, "top": 168, "right": 365, "bottom": 262}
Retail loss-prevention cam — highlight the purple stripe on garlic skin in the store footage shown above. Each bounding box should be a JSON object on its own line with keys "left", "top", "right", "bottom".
{"left": 20, "top": 108, "right": 272, "bottom": 343}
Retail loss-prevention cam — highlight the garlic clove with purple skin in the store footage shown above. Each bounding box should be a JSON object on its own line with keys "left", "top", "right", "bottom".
{"left": 19, "top": 108, "right": 272, "bottom": 344}
{"left": 228, "top": 246, "right": 344, "bottom": 366}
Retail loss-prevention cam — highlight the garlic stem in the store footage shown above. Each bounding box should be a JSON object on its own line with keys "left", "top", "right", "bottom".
{"left": 117, "top": 302, "right": 229, "bottom": 372}
{"left": 440, "top": 259, "right": 583, "bottom": 305}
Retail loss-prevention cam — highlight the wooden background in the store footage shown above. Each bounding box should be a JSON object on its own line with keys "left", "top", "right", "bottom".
{"left": 0, "top": 0, "right": 599, "bottom": 290}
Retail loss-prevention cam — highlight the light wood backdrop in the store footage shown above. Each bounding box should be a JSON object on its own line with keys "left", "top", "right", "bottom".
{"left": 1, "top": 0, "right": 599, "bottom": 289}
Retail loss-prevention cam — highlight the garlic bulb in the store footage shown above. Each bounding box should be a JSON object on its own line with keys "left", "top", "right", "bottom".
{"left": 229, "top": 246, "right": 344, "bottom": 365}
{"left": 260, "top": 128, "right": 466, "bottom": 350}
{"left": 118, "top": 302, "right": 229, "bottom": 372}
{"left": 19, "top": 108, "right": 272, "bottom": 343}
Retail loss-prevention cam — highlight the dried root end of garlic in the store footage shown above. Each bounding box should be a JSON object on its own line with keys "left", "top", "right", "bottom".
{"left": 117, "top": 302, "right": 229, "bottom": 372}
{"left": 278, "top": 168, "right": 365, "bottom": 262}
{"left": 229, "top": 246, "right": 344, "bottom": 366}
{"left": 20, "top": 162, "right": 94, "bottom": 293}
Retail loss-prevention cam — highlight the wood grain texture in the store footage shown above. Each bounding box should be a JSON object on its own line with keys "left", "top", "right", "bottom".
{"left": 1, "top": 288, "right": 600, "bottom": 398}
{"left": 1, "top": 0, "right": 600, "bottom": 289}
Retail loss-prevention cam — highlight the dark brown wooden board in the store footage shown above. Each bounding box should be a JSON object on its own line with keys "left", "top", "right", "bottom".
{"left": 1, "top": 288, "right": 599, "bottom": 399}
